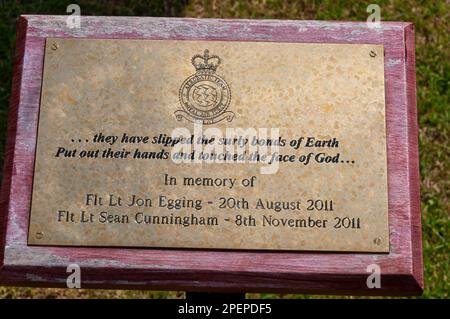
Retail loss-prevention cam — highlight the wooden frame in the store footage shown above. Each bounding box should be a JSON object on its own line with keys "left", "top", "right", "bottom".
{"left": 0, "top": 15, "right": 422, "bottom": 295}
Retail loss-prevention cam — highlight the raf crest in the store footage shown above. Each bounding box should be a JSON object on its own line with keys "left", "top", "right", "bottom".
{"left": 175, "top": 50, "right": 234, "bottom": 124}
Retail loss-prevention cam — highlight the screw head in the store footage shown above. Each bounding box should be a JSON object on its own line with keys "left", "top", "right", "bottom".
{"left": 373, "top": 237, "right": 381, "bottom": 245}
{"left": 369, "top": 50, "right": 377, "bottom": 58}
{"left": 35, "top": 232, "right": 44, "bottom": 239}
{"left": 51, "top": 43, "right": 59, "bottom": 51}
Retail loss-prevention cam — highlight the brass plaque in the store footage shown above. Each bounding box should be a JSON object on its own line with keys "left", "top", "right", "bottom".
{"left": 28, "top": 38, "right": 389, "bottom": 252}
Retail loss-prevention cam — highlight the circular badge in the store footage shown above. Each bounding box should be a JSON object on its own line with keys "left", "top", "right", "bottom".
{"left": 179, "top": 73, "right": 231, "bottom": 119}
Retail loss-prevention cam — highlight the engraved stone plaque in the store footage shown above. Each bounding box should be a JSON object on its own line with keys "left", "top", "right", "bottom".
{"left": 28, "top": 38, "right": 389, "bottom": 252}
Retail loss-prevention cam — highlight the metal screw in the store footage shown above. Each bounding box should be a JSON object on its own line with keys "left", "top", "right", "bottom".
{"left": 51, "top": 43, "right": 59, "bottom": 51}
{"left": 36, "top": 232, "right": 44, "bottom": 239}
{"left": 373, "top": 237, "right": 381, "bottom": 245}
{"left": 369, "top": 50, "right": 377, "bottom": 58}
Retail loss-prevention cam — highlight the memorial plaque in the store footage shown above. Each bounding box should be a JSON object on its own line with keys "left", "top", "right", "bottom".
{"left": 28, "top": 38, "right": 389, "bottom": 252}
{"left": 0, "top": 16, "right": 423, "bottom": 295}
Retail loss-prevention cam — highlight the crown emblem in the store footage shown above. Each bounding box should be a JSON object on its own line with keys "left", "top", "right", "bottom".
{"left": 191, "top": 49, "right": 221, "bottom": 73}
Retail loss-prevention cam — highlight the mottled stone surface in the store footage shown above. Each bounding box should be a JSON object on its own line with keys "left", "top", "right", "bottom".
{"left": 28, "top": 38, "right": 388, "bottom": 252}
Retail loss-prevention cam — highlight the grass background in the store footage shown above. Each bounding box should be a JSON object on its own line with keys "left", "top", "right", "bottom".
{"left": 0, "top": 0, "right": 448, "bottom": 299}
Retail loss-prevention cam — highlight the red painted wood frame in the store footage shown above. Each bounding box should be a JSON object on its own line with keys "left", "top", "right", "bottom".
{"left": 0, "top": 16, "right": 422, "bottom": 295}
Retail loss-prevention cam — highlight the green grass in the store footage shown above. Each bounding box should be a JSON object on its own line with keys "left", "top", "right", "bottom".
{"left": 0, "top": 0, "right": 448, "bottom": 299}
